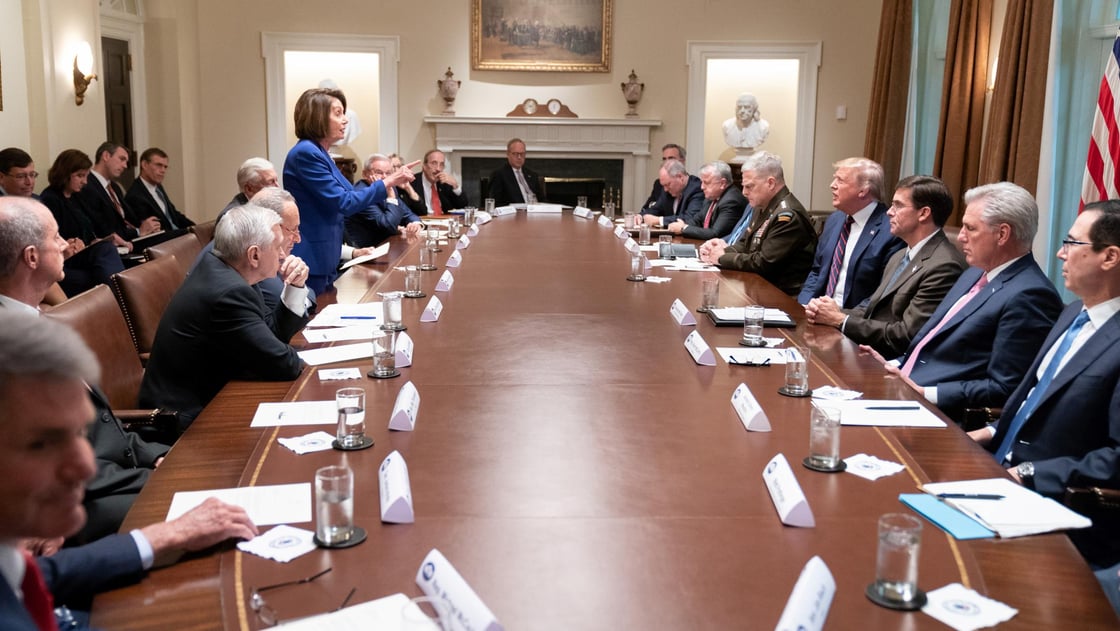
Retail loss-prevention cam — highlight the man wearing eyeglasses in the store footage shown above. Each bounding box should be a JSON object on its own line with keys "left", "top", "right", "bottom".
{"left": 0, "top": 313, "right": 258, "bottom": 630}
{"left": 968, "top": 199, "right": 1120, "bottom": 574}
{"left": 0, "top": 148, "right": 39, "bottom": 198}
{"left": 858, "top": 182, "right": 1063, "bottom": 424}
{"left": 345, "top": 153, "right": 424, "bottom": 247}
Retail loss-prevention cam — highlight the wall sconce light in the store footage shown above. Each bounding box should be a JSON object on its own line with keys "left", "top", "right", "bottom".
{"left": 73, "top": 41, "right": 97, "bottom": 106}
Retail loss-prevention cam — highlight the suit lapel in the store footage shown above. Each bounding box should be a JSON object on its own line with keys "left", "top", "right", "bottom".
{"left": 847, "top": 204, "right": 887, "bottom": 269}
{"left": 1033, "top": 309, "right": 1120, "bottom": 410}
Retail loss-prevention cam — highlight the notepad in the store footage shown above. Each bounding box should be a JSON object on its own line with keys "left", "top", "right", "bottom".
{"left": 920, "top": 478, "right": 1092, "bottom": 538}
{"left": 899, "top": 493, "right": 996, "bottom": 540}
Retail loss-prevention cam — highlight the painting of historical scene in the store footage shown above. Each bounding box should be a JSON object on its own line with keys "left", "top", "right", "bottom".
{"left": 472, "top": 0, "right": 612, "bottom": 72}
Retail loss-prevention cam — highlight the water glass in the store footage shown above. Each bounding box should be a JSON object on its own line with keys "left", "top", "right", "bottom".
{"left": 699, "top": 276, "right": 720, "bottom": 312}
{"left": 623, "top": 211, "right": 638, "bottom": 229}
{"left": 658, "top": 234, "right": 673, "bottom": 258}
{"left": 371, "top": 330, "right": 397, "bottom": 377}
{"left": 576, "top": 195, "right": 588, "bottom": 209}
{"left": 603, "top": 201, "right": 616, "bottom": 219}
{"left": 808, "top": 405, "right": 842, "bottom": 469}
{"left": 335, "top": 388, "right": 365, "bottom": 449}
{"left": 742, "top": 305, "right": 765, "bottom": 346}
{"left": 628, "top": 252, "right": 646, "bottom": 281}
{"left": 871, "top": 513, "right": 923, "bottom": 605}
{"left": 784, "top": 345, "right": 810, "bottom": 395}
{"left": 379, "top": 291, "right": 405, "bottom": 331}
{"left": 638, "top": 223, "right": 651, "bottom": 246}
{"left": 448, "top": 218, "right": 461, "bottom": 239}
{"left": 404, "top": 265, "right": 423, "bottom": 297}
{"left": 463, "top": 206, "right": 476, "bottom": 226}
{"left": 419, "top": 240, "right": 437, "bottom": 270}
{"left": 484, "top": 198, "right": 495, "bottom": 213}
{"left": 315, "top": 465, "right": 354, "bottom": 545}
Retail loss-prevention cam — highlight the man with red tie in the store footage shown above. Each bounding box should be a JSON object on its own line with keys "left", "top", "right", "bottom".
{"left": 0, "top": 314, "right": 258, "bottom": 629}
{"left": 666, "top": 161, "right": 745, "bottom": 242}
{"left": 409, "top": 150, "right": 468, "bottom": 216}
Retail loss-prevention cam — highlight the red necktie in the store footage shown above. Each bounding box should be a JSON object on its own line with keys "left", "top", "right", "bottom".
{"left": 429, "top": 182, "right": 443, "bottom": 216}
{"left": 106, "top": 183, "right": 125, "bottom": 218}
{"left": 21, "top": 552, "right": 58, "bottom": 631}
{"left": 901, "top": 274, "right": 989, "bottom": 376}
{"left": 826, "top": 215, "right": 854, "bottom": 297}
{"left": 702, "top": 201, "right": 716, "bottom": 229}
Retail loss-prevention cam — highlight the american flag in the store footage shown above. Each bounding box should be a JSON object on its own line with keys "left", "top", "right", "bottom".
{"left": 1081, "top": 28, "right": 1120, "bottom": 211}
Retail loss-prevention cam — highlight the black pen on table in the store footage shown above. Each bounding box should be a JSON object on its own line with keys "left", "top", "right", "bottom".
{"left": 936, "top": 493, "right": 1005, "bottom": 500}
{"left": 866, "top": 405, "right": 921, "bottom": 410}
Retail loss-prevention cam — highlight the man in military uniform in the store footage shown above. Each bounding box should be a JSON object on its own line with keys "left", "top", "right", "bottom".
{"left": 698, "top": 151, "right": 817, "bottom": 295}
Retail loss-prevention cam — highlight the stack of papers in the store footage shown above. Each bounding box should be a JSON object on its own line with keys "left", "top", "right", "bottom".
{"left": 707, "top": 307, "right": 795, "bottom": 327}
{"left": 823, "top": 400, "right": 946, "bottom": 428}
{"left": 920, "top": 478, "right": 1092, "bottom": 538}
{"left": 306, "top": 302, "right": 383, "bottom": 329}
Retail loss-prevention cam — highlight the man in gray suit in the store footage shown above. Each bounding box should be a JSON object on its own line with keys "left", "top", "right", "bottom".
{"left": 805, "top": 175, "right": 967, "bottom": 357}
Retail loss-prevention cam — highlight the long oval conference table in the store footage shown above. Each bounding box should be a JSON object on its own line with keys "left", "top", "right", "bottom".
{"left": 91, "top": 211, "right": 1118, "bottom": 629}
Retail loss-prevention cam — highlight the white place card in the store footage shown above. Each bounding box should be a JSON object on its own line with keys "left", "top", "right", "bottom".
{"left": 476, "top": 210, "right": 493, "bottom": 224}
{"left": 669, "top": 298, "right": 697, "bottom": 326}
{"left": 416, "top": 548, "right": 505, "bottom": 631}
{"left": 379, "top": 450, "right": 414, "bottom": 523}
{"left": 624, "top": 237, "right": 640, "bottom": 253}
{"left": 389, "top": 380, "right": 421, "bottom": 431}
{"left": 250, "top": 400, "right": 336, "bottom": 427}
{"left": 435, "top": 270, "right": 455, "bottom": 292}
{"left": 774, "top": 556, "right": 835, "bottom": 631}
{"left": 614, "top": 225, "right": 628, "bottom": 238}
{"left": 684, "top": 330, "right": 716, "bottom": 366}
{"left": 598, "top": 215, "right": 613, "bottom": 227}
{"left": 446, "top": 250, "right": 463, "bottom": 267}
{"left": 467, "top": 223, "right": 480, "bottom": 236}
{"left": 573, "top": 206, "right": 593, "bottom": 218}
{"left": 420, "top": 296, "right": 443, "bottom": 322}
{"left": 763, "top": 454, "right": 815, "bottom": 528}
{"left": 493, "top": 205, "right": 516, "bottom": 217}
{"left": 395, "top": 331, "right": 414, "bottom": 367}
{"left": 456, "top": 235, "right": 470, "bottom": 250}
{"left": 526, "top": 203, "right": 564, "bottom": 213}
{"left": 731, "top": 383, "right": 771, "bottom": 432}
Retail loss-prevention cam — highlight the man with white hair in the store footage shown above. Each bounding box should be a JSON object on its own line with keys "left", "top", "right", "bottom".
{"left": 699, "top": 151, "right": 817, "bottom": 295}
{"left": 140, "top": 204, "right": 309, "bottom": 433}
{"left": 220, "top": 157, "right": 280, "bottom": 216}
{"left": 346, "top": 153, "right": 424, "bottom": 246}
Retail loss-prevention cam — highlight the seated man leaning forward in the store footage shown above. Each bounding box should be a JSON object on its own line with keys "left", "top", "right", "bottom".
{"left": 0, "top": 314, "right": 258, "bottom": 628}
{"left": 698, "top": 151, "right": 817, "bottom": 295}
{"left": 140, "top": 204, "right": 309, "bottom": 434}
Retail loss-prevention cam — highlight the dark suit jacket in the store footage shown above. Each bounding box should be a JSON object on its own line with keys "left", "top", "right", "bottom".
{"left": 487, "top": 163, "right": 545, "bottom": 206}
{"left": 139, "top": 251, "right": 307, "bottom": 432}
{"left": 40, "top": 186, "right": 98, "bottom": 243}
{"left": 78, "top": 176, "right": 139, "bottom": 241}
{"left": 345, "top": 196, "right": 422, "bottom": 247}
{"left": 718, "top": 186, "right": 817, "bottom": 295}
{"left": 641, "top": 178, "right": 664, "bottom": 210}
{"left": 284, "top": 139, "right": 389, "bottom": 291}
{"left": 0, "top": 535, "right": 143, "bottom": 627}
{"left": 798, "top": 203, "right": 904, "bottom": 309}
{"left": 409, "top": 177, "right": 470, "bottom": 214}
{"left": 69, "top": 387, "right": 169, "bottom": 546}
{"left": 902, "top": 257, "right": 1062, "bottom": 418}
{"left": 990, "top": 301, "right": 1120, "bottom": 566}
{"left": 125, "top": 179, "right": 195, "bottom": 230}
{"left": 643, "top": 175, "right": 706, "bottom": 225}
{"left": 841, "top": 230, "right": 967, "bottom": 357}
{"left": 680, "top": 185, "right": 746, "bottom": 242}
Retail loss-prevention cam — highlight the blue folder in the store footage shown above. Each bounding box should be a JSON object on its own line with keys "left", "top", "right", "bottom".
{"left": 899, "top": 493, "right": 997, "bottom": 540}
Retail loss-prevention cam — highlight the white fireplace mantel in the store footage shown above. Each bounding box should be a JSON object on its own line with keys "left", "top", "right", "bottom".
{"left": 424, "top": 116, "right": 661, "bottom": 209}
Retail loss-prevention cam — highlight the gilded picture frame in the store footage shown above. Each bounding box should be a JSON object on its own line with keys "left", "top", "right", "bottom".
{"left": 472, "top": 0, "right": 612, "bottom": 73}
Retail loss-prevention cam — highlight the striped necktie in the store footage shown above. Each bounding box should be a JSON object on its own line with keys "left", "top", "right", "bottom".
{"left": 825, "top": 215, "right": 854, "bottom": 297}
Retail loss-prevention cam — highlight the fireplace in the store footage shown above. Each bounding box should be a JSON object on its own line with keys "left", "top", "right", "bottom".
{"left": 460, "top": 157, "right": 624, "bottom": 208}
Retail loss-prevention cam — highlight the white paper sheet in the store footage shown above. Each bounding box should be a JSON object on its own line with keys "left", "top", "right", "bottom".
{"left": 250, "top": 401, "right": 337, "bottom": 427}
{"left": 298, "top": 342, "right": 375, "bottom": 366}
{"left": 340, "top": 243, "right": 391, "bottom": 270}
{"left": 166, "top": 482, "right": 311, "bottom": 525}
{"left": 318, "top": 367, "right": 363, "bottom": 381}
{"left": 306, "top": 303, "right": 383, "bottom": 329}
{"left": 922, "top": 478, "right": 1092, "bottom": 537}
{"left": 825, "top": 399, "right": 947, "bottom": 427}
{"left": 303, "top": 327, "right": 375, "bottom": 344}
{"left": 266, "top": 593, "right": 439, "bottom": 631}
{"left": 715, "top": 347, "right": 788, "bottom": 365}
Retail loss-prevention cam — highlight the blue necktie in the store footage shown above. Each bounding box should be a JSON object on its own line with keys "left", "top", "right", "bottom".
{"left": 882, "top": 252, "right": 911, "bottom": 293}
{"left": 725, "top": 206, "right": 754, "bottom": 244}
{"left": 993, "top": 310, "right": 1091, "bottom": 463}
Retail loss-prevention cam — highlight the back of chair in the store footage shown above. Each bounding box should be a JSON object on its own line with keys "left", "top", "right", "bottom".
{"left": 145, "top": 233, "right": 203, "bottom": 279}
{"left": 42, "top": 284, "right": 145, "bottom": 410}
{"left": 111, "top": 255, "right": 185, "bottom": 362}
{"left": 190, "top": 220, "right": 217, "bottom": 245}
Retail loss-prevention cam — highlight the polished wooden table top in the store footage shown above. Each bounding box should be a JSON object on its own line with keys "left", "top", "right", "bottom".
{"left": 92, "top": 213, "right": 1118, "bottom": 629}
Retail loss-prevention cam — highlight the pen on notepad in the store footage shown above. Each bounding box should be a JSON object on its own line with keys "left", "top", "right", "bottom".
{"left": 340, "top": 316, "right": 377, "bottom": 320}
{"left": 936, "top": 493, "right": 1005, "bottom": 500}
{"left": 866, "top": 405, "right": 921, "bottom": 410}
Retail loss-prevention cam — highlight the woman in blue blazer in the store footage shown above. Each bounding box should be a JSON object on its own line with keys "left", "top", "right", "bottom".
{"left": 283, "top": 88, "right": 416, "bottom": 293}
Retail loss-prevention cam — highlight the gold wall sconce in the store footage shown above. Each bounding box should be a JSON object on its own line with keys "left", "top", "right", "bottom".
{"left": 73, "top": 41, "right": 97, "bottom": 106}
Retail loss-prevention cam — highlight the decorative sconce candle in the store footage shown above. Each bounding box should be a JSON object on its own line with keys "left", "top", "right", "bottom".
{"left": 73, "top": 42, "right": 98, "bottom": 106}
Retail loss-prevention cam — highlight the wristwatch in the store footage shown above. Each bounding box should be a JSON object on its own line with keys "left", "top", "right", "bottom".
{"left": 1016, "top": 461, "right": 1035, "bottom": 485}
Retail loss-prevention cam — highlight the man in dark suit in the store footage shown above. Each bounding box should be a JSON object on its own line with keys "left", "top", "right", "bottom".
{"left": 798, "top": 157, "right": 904, "bottom": 310}
{"left": 0, "top": 147, "right": 40, "bottom": 198}
{"left": 0, "top": 314, "right": 257, "bottom": 629}
{"left": 124, "top": 147, "right": 195, "bottom": 231}
{"left": 806, "top": 175, "right": 967, "bottom": 357}
{"left": 410, "top": 149, "right": 468, "bottom": 215}
{"left": 78, "top": 142, "right": 161, "bottom": 253}
{"left": 219, "top": 157, "right": 279, "bottom": 217}
{"left": 347, "top": 153, "right": 424, "bottom": 246}
{"left": 669, "top": 161, "right": 745, "bottom": 242}
{"left": 140, "top": 204, "right": 310, "bottom": 433}
{"left": 639, "top": 143, "right": 686, "bottom": 211}
{"left": 699, "top": 151, "right": 817, "bottom": 295}
{"left": 486, "top": 138, "right": 545, "bottom": 206}
{"left": 970, "top": 199, "right": 1120, "bottom": 570}
{"left": 639, "top": 159, "right": 705, "bottom": 227}
{"left": 861, "top": 182, "right": 1063, "bottom": 422}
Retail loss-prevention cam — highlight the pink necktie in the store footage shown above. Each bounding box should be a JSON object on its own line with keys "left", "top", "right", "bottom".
{"left": 901, "top": 274, "right": 989, "bottom": 376}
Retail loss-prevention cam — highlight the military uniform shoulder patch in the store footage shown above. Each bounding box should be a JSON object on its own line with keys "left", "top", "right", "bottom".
{"left": 775, "top": 211, "right": 794, "bottom": 223}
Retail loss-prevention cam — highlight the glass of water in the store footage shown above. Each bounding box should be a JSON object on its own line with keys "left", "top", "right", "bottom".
{"left": 335, "top": 388, "right": 365, "bottom": 449}
{"left": 782, "top": 345, "right": 810, "bottom": 396}
{"left": 315, "top": 465, "right": 354, "bottom": 546}
{"left": 741, "top": 305, "right": 765, "bottom": 346}
{"left": 369, "top": 329, "right": 398, "bottom": 379}
{"left": 869, "top": 513, "right": 925, "bottom": 608}
{"left": 807, "top": 405, "right": 842, "bottom": 471}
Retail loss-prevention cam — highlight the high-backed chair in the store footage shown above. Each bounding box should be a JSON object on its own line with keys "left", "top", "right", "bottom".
{"left": 145, "top": 232, "right": 203, "bottom": 279}
{"left": 110, "top": 254, "right": 185, "bottom": 364}
{"left": 190, "top": 219, "right": 217, "bottom": 245}
{"left": 42, "top": 284, "right": 177, "bottom": 440}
